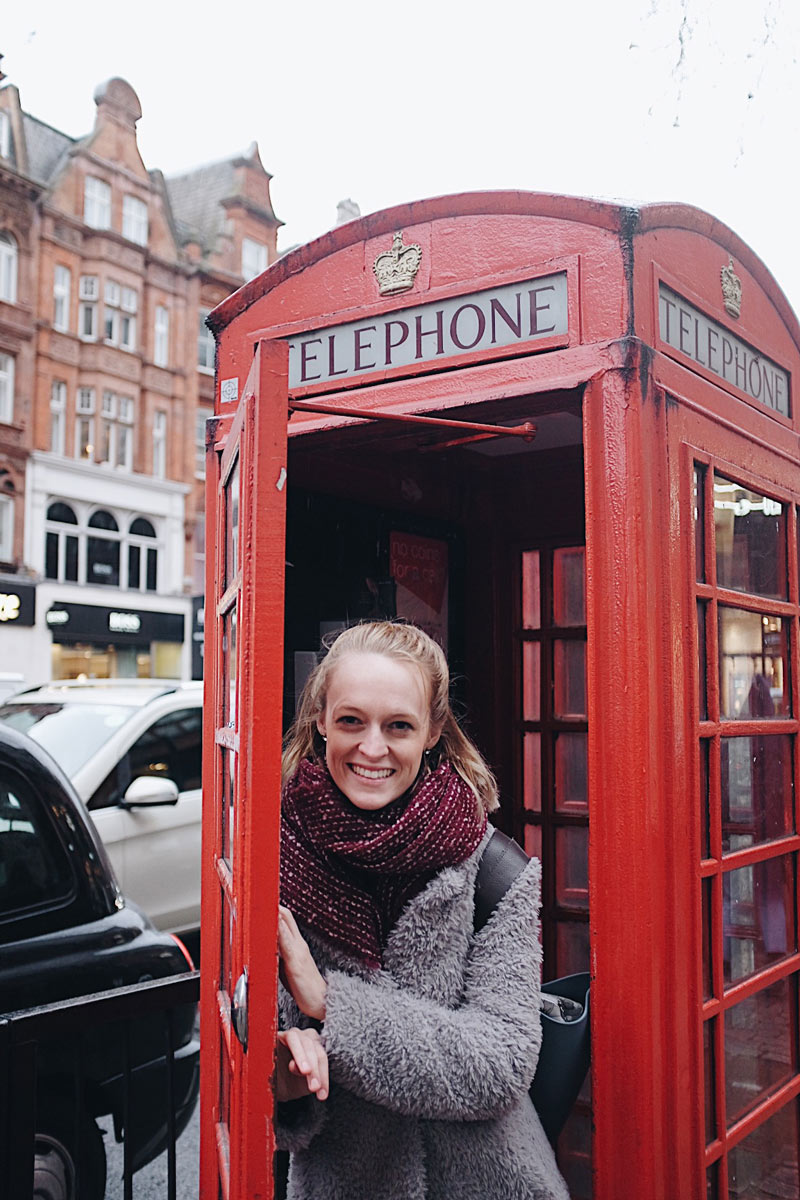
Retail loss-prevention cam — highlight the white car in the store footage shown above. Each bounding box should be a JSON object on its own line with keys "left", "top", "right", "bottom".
{"left": 0, "top": 679, "right": 203, "bottom": 938}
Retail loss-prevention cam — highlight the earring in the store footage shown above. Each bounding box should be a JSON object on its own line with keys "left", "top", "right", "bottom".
{"left": 321, "top": 734, "right": 327, "bottom": 743}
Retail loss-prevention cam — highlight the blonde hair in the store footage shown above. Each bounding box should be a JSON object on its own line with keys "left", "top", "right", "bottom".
{"left": 282, "top": 621, "right": 499, "bottom": 812}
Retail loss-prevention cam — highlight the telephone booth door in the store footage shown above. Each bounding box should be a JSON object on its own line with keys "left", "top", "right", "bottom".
{"left": 200, "top": 341, "right": 288, "bottom": 1200}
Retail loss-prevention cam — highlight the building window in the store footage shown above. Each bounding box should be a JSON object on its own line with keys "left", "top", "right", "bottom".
{"left": 45, "top": 501, "right": 79, "bottom": 582}
{"left": 0, "top": 353, "right": 14, "bottom": 424}
{"left": 153, "top": 410, "right": 167, "bottom": 478}
{"left": 241, "top": 237, "right": 268, "bottom": 281}
{"left": 0, "top": 232, "right": 18, "bottom": 304}
{"left": 122, "top": 195, "right": 148, "bottom": 245}
{"left": 128, "top": 517, "right": 158, "bottom": 591}
{"left": 87, "top": 509, "right": 120, "bottom": 586}
{"left": 79, "top": 275, "right": 98, "bottom": 341}
{"left": 0, "top": 112, "right": 10, "bottom": 160}
{"left": 50, "top": 381, "right": 66, "bottom": 454}
{"left": 76, "top": 387, "right": 95, "bottom": 460}
{"left": 84, "top": 176, "right": 111, "bottom": 230}
{"left": 0, "top": 494, "right": 13, "bottom": 561}
{"left": 45, "top": 500, "right": 159, "bottom": 589}
{"left": 196, "top": 406, "right": 212, "bottom": 477}
{"left": 96, "top": 391, "right": 134, "bottom": 470}
{"left": 53, "top": 264, "right": 71, "bottom": 331}
{"left": 197, "top": 309, "right": 215, "bottom": 373}
{"left": 103, "top": 280, "right": 137, "bottom": 351}
{"left": 154, "top": 305, "right": 169, "bottom": 368}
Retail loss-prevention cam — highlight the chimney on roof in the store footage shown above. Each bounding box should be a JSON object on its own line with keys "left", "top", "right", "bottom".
{"left": 336, "top": 198, "right": 361, "bottom": 227}
{"left": 93, "top": 77, "right": 142, "bottom": 129}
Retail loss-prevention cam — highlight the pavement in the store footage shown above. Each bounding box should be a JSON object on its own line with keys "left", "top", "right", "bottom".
{"left": 101, "top": 1101, "right": 199, "bottom": 1200}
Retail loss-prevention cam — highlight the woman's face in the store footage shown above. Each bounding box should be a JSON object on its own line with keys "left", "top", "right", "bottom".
{"left": 316, "top": 651, "right": 439, "bottom": 811}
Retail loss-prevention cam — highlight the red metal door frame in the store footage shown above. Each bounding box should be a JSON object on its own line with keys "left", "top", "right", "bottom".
{"left": 200, "top": 340, "right": 288, "bottom": 1200}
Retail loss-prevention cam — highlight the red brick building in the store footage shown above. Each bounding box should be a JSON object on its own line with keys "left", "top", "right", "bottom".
{"left": 0, "top": 73, "right": 280, "bottom": 682}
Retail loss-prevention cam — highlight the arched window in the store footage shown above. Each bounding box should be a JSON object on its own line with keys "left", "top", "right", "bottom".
{"left": 0, "top": 232, "right": 18, "bottom": 304}
{"left": 87, "top": 509, "right": 120, "bottom": 587}
{"left": 45, "top": 502, "right": 79, "bottom": 581}
{"left": 128, "top": 516, "right": 158, "bottom": 591}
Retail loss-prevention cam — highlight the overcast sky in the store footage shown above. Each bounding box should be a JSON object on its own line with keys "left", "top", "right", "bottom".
{"left": 4, "top": 0, "right": 799, "bottom": 315}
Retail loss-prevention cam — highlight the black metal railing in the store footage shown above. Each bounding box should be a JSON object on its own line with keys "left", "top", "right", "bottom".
{"left": 0, "top": 971, "right": 200, "bottom": 1200}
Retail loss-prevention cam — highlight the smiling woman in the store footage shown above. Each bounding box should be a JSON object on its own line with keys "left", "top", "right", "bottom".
{"left": 275, "top": 620, "right": 569, "bottom": 1200}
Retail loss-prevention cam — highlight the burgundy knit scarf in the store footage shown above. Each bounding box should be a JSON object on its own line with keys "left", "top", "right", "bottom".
{"left": 280, "top": 758, "right": 487, "bottom": 969}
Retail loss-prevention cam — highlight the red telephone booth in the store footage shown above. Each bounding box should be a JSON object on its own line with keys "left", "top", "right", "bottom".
{"left": 201, "top": 192, "right": 800, "bottom": 1200}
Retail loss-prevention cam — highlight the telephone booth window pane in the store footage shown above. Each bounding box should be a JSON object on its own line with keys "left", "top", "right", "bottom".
{"left": 704, "top": 1019, "right": 716, "bottom": 1143}
{"left": 219, "top": 1041, "right": 231, "bottom": 1131}
{"left": 700, "top": 740, "right": 711, "bottom": 859}
{"left": 222, "top": 606, "right": 237, "bottom": 727}
{"left": 522, "top": 551, "right": 540, "bottom": 629}
{"left": 727, "top": 1098, "right": 799, "bottom": 1200}
{"left": 714, "top": 475, "right": 786, "bottom": 601}
{"left": 724, "top": 976, "right": 795, "bottom": 1123}
{"left": 719, "top": 609, "right": 787, "bottom": 719}
{"left": 225, "top": 457, "right": 240, "bottom": 586}
{"left": 553, "top": 547, "right": 585, "bottom": 626}
{"left": 702, "top": 878, "right": 713, "bottom": 1000}
{"left": 554, "top": 732, "right": 588, "bottom": 813}
{"left": 721, "top": 735, "right": 794, "bottom": 852}
{"left": 554, "top": 640, "right": 587, "bottom": 718}
{"left": 707, "top": 1161, "right": 718, "bottom": 1199}
{"left": 556, "top": 920, "right": 590, "bottom": 974}
{"left": 221, "top": 747, "right": 236, "bottom": 867}
{"left": 523, "top": 641, "right": 541, "bottom": 720}
{"left": 220, "top": 886, "right": 233, "bottom": 997}
{"left": 723, "top": 855, "right": 796, "bottom": 985}
{"left": 524, "top": 823, "right": 542, "bottom": 861}
{"left": 555, "top": 826, "right": 589, "bottom": 907}
{"left": 523, "top": 732, "right": 541, "bottom": 812}
{"left": 698, "top": 601, "right": 708, "bottom": 720}
{"left": 695, "top": 465, "right": 706, "bottom": 583}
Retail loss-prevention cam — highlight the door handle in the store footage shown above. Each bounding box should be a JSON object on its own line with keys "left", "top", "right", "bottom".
{"left": 232, "top": 967, "right": 249, "bottom": 1050}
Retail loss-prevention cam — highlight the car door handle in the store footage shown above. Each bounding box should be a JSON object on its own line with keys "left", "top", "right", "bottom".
{"left": 231, "top": 968, "right": 249, "bottom": 1050}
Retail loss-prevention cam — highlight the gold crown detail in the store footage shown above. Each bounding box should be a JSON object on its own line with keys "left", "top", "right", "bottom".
{"left": 373, "top": 232, "right": 422, "bottom": 295}
{"left": 721, "top": 257, "right": 742, "bottom": 319}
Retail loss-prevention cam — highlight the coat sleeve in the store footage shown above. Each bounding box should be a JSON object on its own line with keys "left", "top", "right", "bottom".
{"left": 322, "top": 861, "right": 543, "bottom": 1122}
{"left": 273, "top": 981, "right": 329, "bottom": 1151}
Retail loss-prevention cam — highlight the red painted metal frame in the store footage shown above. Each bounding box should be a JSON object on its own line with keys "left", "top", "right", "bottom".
{"left": 207, "top": 190, "right": 800, "bottom": 1200}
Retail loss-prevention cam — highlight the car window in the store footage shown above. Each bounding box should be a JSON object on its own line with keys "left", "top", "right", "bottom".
{"left": 0, "top": 702, "right": 138, "bottom": 776}
{"left": 88, "top": 707, "right": 203, "bottom": 811}
{"left": 0, "top": 770, "right": 75, "bottom": 918}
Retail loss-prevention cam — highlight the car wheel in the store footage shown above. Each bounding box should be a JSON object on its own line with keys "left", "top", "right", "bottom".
{"left": 34, "top": 1103, "right": 106, "bottom": 1200}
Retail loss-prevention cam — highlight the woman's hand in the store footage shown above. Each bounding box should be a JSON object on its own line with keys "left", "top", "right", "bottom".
{"left": 276, "top": 1027, "right": 329, "bottom": 1102}
{"left": 278, "top": 905, "right": 328, "bottom": 1021}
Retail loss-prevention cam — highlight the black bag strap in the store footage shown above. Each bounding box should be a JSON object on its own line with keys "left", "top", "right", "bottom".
{"left": 473, "top": 827, "right": 530, "bottom": 933}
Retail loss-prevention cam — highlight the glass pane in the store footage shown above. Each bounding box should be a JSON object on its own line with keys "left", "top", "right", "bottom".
{"left": 45, "top": 531, "right": 58, "bottom": 579}
{"left": 222, "top": 604, "right": 238, "bottom": 727}
{"left": 128, "top": 544, "right": 140, "bottom": 590}
{"left": 714, "top": 475, "right": 786, "bottom": 601}
{"left": 721, "top": 735, "right": 794, "bottom": 852}
{"left": 725, "top": 977, "right": 796, "bottom": 1124}
{"left": 553, "top": 547, "right": 585, "bottom": 626}
{"left": 219, "top": 1040, "right": 231, "bottom": 1132}
{"left": 707, "top": 1161, "right": 718, "bottom": 1200}
{"left": 555, "top": 825, "right": 589, "bottom": 908}
{"left": 695, "top": 465, "right": 706, "bottom": 584}
{"left": 555, "top": 733, "right": 588, "bottom": 813}
{"left": 556, "top": 920, "right": 590, "bottom": 975}
{"left": 698, "top": 600, "right": 708, "bottom": 721}
{"left": 727, "top": 1098, "right": 799, "bottom": 1200}
{"left": 522, "top": 551, "right": 540, "bottom": 630}
{"left": 220, "top": 884, "right": 233, "bottom": 996}
{"left": 554, "top": 640, "right": 587, "bottom": 718}
{"left": 146, "top": 546, "right": 157, "bottom": 591}
{"left": 700, "top": 739, "right": 711, "bottom": 859}
{"left": 65, "top": 535, "right": 78, "bottom": 582}
{"left": 702, "top": 877, "right": 713, "bottom": 1000}
{"left": 221, "top": 747, "right": 236, "bottom": 867}
{"left": 719, "top": 608, "right": 788, "bottom": 719}
{"left": 523, "top": 641, "right": 540, "bottom": 721}
{"left": 704, "top": 1019, "right": 716, "bottom": 1144}
{"left": 523, "top": 823, "right": 541, "bottom": 861}
{"left": 87, "top": 536, "right": 120, "bottom": 586}
{"left": 523, "top": 732, "right": 541, "bottom": 812}
{"left": 723, "top": 855, "right": 796, "bottom": 985}
{"left": 224, "top": 456, "right": 240, "bottom": 588}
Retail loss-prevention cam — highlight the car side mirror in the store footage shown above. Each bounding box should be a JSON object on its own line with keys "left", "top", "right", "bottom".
{"left": 121, "top": 776, "right": 180, "bottom": 808}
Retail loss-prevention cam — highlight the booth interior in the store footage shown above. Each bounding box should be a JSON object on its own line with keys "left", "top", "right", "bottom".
{"left": 283, "top": 384, "right": 589, "bottom": 986}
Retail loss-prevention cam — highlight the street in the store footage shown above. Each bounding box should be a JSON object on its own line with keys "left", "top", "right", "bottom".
{"left": 101, "top": 1102, "right": 199, "bottom": 1200}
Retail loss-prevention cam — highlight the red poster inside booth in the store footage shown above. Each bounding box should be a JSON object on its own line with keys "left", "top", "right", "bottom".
{"left": 389, "top": 532, "right": 449, "bottom": 652}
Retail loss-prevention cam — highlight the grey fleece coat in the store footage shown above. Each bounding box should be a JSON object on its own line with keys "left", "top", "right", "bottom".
{"left": 276, "top": 828, "right": 570, "bottom": 1200}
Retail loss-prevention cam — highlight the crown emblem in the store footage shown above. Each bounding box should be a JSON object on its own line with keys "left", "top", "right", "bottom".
{"left": 721, "top": 257, "right": 742, "bottom": 319}
{"left": 373, "top": 231, "right": 422, "bottom": 296}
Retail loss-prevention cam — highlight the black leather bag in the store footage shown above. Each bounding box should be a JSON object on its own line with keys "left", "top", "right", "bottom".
{"left": 474, "top": 828, "right": 591, "bottom": 1145}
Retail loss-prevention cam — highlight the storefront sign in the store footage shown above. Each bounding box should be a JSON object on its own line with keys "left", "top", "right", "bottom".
{"left": 46, "top": 602, "right": 184, "bottom": 645}
{"left": 289, "top": 272, "right": 568, "bottom": 387}
{"left": 108, "top": 611, "right": 141, "bottom": 634}
{"left": 659, "top": 284, "right": 790, "bottom": 417}
{"left": 0, "top": 580, "right": 35, "bottom": 626}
